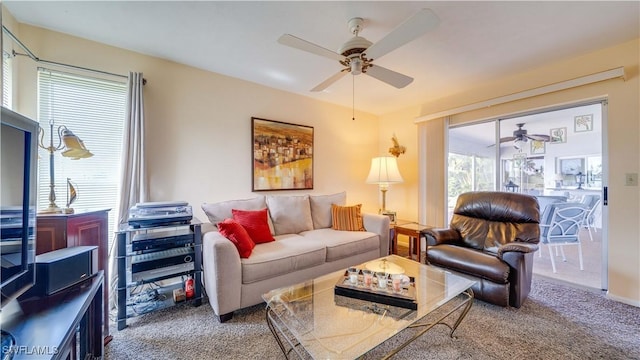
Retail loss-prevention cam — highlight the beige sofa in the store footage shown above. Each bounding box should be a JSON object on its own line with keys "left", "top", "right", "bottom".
{"left": 201, "top": 192, "right": 390, "bottom": 322}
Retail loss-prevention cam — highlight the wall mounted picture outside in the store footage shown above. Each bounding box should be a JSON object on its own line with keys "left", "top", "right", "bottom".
{"left": 549, "top": 127, "right": 567, "bottom": 144}
{"left": 574, "top": 114, "right": 593, "bottom": 132}
{"left": 252, "top": 117, "right": 314, "bottom": 191}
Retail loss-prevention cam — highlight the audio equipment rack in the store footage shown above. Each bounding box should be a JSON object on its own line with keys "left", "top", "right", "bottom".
{"left": 116, "top": 219, "right": 202, "bottom": 330}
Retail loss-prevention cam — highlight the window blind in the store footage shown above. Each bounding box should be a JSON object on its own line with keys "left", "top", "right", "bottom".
{"left": 2, "top": 51, "right": 12, "bottom": 108}
{"left": 37, "top": 69, "right": 126, "bottom": 239}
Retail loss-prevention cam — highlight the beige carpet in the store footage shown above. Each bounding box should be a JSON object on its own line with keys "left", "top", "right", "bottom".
{"left": 105, "top": 276, "right": 640, "bottom": 360}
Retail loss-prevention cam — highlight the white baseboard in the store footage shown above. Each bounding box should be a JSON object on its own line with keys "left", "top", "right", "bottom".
{"left": 606, "top": 292, "right": 640, "bottom": 307}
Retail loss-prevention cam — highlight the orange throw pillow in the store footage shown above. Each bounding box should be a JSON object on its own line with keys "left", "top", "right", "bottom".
{"left": 232, "top": 208, "right": 275, "bottom": 243}
{"left": 217, "top": 218, "right": 255, "bottom": 258}
{"left": 331, "top": 204, "right": 365, "bottom": 231}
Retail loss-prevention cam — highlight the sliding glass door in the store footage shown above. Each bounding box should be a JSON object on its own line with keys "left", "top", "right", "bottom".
{"left": 446, "top": 102, "right": 606, "bottom": 290}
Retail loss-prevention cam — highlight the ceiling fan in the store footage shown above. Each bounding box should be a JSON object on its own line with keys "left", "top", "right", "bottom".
{"left": 277, "top": 8, "right": 440, "bottom": 92}
{"left": 498, "top": 123, "right": 551, "bottom": 149}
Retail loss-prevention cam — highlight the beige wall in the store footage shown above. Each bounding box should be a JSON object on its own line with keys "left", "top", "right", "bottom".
{"left": 3, "top": 18, "right": 382, "bottom": 222}
{"left": 376, "top": 105, "right": 422, "bottom": 222}
{"left": 380, "top": 39, "right": 640, "bottom": 305}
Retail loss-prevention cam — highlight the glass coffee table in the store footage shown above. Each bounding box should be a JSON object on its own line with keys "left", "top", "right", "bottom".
{"left": 263, "top": 255, "right": 475, "bottom": 359}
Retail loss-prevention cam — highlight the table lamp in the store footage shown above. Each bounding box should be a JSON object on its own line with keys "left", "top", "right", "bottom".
{"left": 38, "top": 122, "right": 93, "bottom": 214}
{"left": 366, "top": 156, "right": 403, "bottom": 213}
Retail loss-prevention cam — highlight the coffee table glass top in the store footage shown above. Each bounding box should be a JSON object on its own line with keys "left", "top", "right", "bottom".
{"left": 262, "top": 255, "right": 475, "bottom": 359}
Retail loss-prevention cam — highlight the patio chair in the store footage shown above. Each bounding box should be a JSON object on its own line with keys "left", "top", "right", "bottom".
{"left": 580, "top": 194, "right": 600, "bottom": 241}
{"left": 539, "top": 203, "right": 588, "bottom": 273}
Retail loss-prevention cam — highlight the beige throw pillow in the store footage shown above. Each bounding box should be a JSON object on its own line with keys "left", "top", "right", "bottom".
{"left": 266, "top": 195, "right": 314, "bottom": 235}
{"left": 309, "top": 191, "right": 347, "bottom": 229}
{"left": 202, "top": 196, "right": 266, "bottom": 226}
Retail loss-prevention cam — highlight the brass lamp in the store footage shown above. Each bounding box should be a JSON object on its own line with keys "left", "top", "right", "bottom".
{"left": 366, "top": 156, "right": 404, "bottom": 213}
{"left": 60, "top": 126, "right": 93, "bottom": 160}
{"left": 38, "top": 121, "right": 93, "bottom": 214}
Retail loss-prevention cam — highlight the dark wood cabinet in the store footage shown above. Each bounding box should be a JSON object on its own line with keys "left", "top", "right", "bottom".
{"left": 6, "top": 272, "right": 104, "bottom": 360}
{"left": 36, "top": 208, "right": 111, "bottom": 342}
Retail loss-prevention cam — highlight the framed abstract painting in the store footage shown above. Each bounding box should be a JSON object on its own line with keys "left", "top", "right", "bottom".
{"left": 252, "top": 117, "right": 314, "bottom": 191}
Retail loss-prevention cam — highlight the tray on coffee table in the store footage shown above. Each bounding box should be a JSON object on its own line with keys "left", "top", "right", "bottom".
{"left": 334, "top": 270, "right": 417, "bottom": 310}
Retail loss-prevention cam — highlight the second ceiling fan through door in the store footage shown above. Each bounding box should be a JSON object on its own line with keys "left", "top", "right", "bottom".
{"left": 498, "top": 123, "right": 551, "bottom": 149}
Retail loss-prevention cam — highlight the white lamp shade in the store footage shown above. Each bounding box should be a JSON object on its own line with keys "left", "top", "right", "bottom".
{"left": 366, "top": 156, "right": 404, "bottom": 185}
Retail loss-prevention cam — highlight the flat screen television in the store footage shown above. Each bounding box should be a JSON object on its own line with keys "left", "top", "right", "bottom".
{"left": 1, "top": 107, "right": 38, "bottom": 352}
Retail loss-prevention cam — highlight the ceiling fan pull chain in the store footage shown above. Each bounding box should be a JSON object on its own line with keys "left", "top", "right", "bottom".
{"left": 352, "top": 75, "right": 356, "bottom": 121}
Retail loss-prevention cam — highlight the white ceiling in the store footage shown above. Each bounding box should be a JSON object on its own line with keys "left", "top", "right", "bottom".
{"left": 3, "top": 1, "right": 639, "bottom": 115}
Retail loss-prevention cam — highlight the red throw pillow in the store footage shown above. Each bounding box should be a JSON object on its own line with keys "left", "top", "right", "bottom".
{"left": 217, "top": 218, "right": 255, "bottom": 258}
{"left": 232, "top": 208, "right": 275, "bottom": 244}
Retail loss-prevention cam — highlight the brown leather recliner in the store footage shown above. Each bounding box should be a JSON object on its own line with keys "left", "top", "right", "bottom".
{"left": 424, "top": 191, "right": 540, "bottom": 308}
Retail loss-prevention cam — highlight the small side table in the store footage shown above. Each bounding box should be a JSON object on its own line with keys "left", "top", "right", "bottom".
{"left": 392, "top": 222, "right": 432, "bottom": 263}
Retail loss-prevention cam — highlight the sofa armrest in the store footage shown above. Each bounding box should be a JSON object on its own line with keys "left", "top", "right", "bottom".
{"left": 497, "top": 242, "right": 539, "bottom": 259}
{"left": 362, "top": 213, "right": 390, "bottom": 257}
{"left": 201, "top": 222, "right": 217, "bottom": 234}
{"left": 201, "top": 228, "right": 242, "bottom": 317}
{"left": 423, "top": 228, "right": 461, "bottom": 246}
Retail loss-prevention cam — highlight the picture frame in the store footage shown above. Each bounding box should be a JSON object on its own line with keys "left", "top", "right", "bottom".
{"left": 574, "top": 114, "right": 593, "bottom": 132}
{"left": 558, "top": 157, "right": 584, "bottom": 175}
{"left": 530, "top": 140, "right": 545, "bottom": 155}
{"left": 382, "top": 211, "right": 397, "bottom": 224}
{"left": 252, "top": 117, "right": 314, "bottom": 191}
{"left": 549, "top": 127, "right": 567, "bottom": 144}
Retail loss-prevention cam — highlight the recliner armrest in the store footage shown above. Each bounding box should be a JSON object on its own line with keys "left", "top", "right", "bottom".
{"left": 423, "top": 228, "right": 461, "bottom": 246}
{"left": 497, "top": 242, "right": 539, "bottom": 259}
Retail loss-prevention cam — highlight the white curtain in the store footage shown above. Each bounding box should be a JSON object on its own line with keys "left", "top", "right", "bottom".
{"left": 108, "top": 71, "right": 147, "bottom": 311}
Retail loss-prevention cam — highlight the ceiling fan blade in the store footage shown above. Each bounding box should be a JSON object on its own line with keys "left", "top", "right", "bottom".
{"left": 278, "top": 34, "right": 346, "bottom": 62}
{"left": 499, "top": 136, "right": 517, "bottom": 143}
{"left": 365, "top": 65, "right": 413, "bottom": 88}
{"left": 364, "top": 8, "right": 440, "bottom": 60}
{"left": 311, "top": 70, "right": 348, "bottom": 92}
{"left": 526, "top": 134, "right": 551, "bottom": 142}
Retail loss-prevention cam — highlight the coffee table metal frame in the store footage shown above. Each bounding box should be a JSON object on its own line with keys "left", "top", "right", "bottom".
{"left": 263, "top": 255, "right": 475, "bottom": 359}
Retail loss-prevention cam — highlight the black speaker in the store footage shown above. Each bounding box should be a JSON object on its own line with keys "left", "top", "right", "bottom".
{"left": 31, "top": 246, "right": 99, "bottom": 296}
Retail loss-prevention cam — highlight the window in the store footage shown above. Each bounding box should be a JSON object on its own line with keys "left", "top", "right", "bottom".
{"left": 37, "top": 69, "right": 126, "bottom": 239}
{"left": 2, "top": 51, "right": 12, "bottom": 108}
{"left": 447, "top": 121, "right": 497, "bottom": 222}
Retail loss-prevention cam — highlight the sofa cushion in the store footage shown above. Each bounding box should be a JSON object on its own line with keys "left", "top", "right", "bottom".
{"left": 240, "top": 234, "right": 326, "bottom": 283}
{"left": 266, "top": 195, "right": 314, "bottom": 235}
{"left": 309, "top": 191, "right": 347, "bottom": 229}
{"left": 217, "top": 218, "right": 255, "bottom": 258}
{"left": 427, "top": 244, "right": 510, "bottom": 284}
{"left": 331, "top": 204, "right": 365, "bottom": 231}
{"left": 232, "top": 208, "right": 275, "bottom": 244}
{"left": 300, "top": 228, "right": 379, "bottom": 262}
{"left": 202, "top": 196, "right": 267, "bottom": 226}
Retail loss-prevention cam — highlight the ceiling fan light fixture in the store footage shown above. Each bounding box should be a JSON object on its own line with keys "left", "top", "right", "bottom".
{"left": 350, "top": 58, "right": 363, "bottom": 75}
{"left": 513, "top": 139, "right": 523, "bottom": 150}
